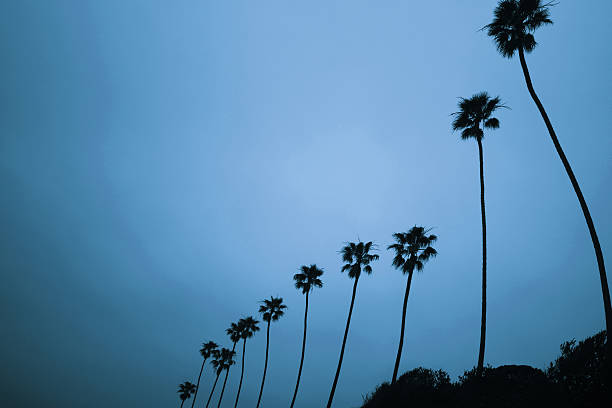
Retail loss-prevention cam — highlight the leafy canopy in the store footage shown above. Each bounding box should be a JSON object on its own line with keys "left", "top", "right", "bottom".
{"left": 485, "top": 0, "right": 553, "bottom": 58}
{"left": 294, "top": 264, "right": 324, "bottom": 294}
{"left": 177, "top": 381, "right": 197, "bottom": 401}
{"left": 226, "top": 322, "right": 242, "bottom": 344}
{"left": 238, "top": 316, "right": 260, "bottom": 339}
{"left": 451, "top": 92, "right": 506, "bottom": 141}
{"left": 341, "top": 241, "right": 379, "bottom": 280}
{"left": 259, "top": 296, "right": 287, "bottom": 323}
{"left": 199, "top": 341, "right": 219, "bottom": 360}
{"left": 388, "top": 226, "right": 438, "bottom": 274}
{"left": 211, "top": 348, "right": 236, "bottom": 374}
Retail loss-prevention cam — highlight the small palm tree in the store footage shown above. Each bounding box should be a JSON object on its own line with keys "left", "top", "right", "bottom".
{"left": 177, "top": 382, "right": 196, "bottom": 408}
{"left": 215, "top": 346, "right": 237, "bottom": 408}
{"left": 452, "top": 91, "right": 506, "bottom": 375}
{"left": 486, "top": 0, "right": 611, "bottom": 345}
{"left": 233, "top": 316, "right": 260, "bottom": 408}
{"left": 290, "top": 264, "right": 324, "bottom": 408}
{"left": 205, "top": 349, "right": 224, "bottom": 408}
{"left": 255, "top": 296, "right": 287, "bottom": 408}
{"left": 327, "top": 241, "right": 379, "bottom": 408}
{"left": 388, "top": 227, "right": 438, "bottom": 383}
{"left": 191, "top": 341, "right": 218, "bottom": 408}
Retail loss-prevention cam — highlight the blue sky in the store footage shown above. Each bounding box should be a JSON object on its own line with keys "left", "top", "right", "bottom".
{"left": 1, "top": 1, "right": 611, "bottom": 407}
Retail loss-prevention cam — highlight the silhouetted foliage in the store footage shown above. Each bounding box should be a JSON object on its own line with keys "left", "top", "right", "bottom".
{"left": 233, "top": 316, "right": 259, "bottom": 408}
{"left": 360, "top": 331, "right": 610, "bottom": 408}
{"left": 191, "top": 341, "right": 218, "bottom": 408}
{"left": 177, "top": 381, "right": 196, "bottom": 408}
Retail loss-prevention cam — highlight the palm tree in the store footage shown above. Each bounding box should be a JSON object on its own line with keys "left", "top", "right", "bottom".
{"left": 486, "top": 0, "right": 611, "bottom": 348}
{"left": 191, "top": 341, "right": 218, "bottom": 408}
{"left": 215, "top": 347, "right": 236, "bottom": 408}
{"left": 290, "top": 265, "right": 324, "bottom": 408}
{"left": 205, "top": 348, "right": 224, "bottom": 408}
{"left": 255, "top": 296, "right": 287, "bottom": 408}
{"left": 233, "top": 316, "right": 260, "bottom": 408}
{"left": 216, "top": 322, "right": 241, "bottom": 407}
{"left": 327, "top": 241, "right": 379, "bottom": 408}
{"left": 452, "top": 91, "right": 506, "bottom": 375}
{"left": 177, "top": 382, "right": 196, "bottom": 408}
{"left": 388, "top": 227, "right": 438, "bottom": 383}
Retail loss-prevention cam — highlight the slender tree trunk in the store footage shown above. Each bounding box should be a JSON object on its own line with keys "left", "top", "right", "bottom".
{"left": 518, "top": 48, "right": 612, "bottom": 348}
{"left": 191, "top": 358, "right": 207, "bottom": 408}
{"left": 476, "top": 137, "right": 487, "bottom": 376}
{"left": 327, "top": 277, "right": 359, "bottom": 408}
{"left": 181, "top": 400, "right": 185, "bottom": 408}
{"left": 255, "top": 321, "right": 271, "bottom": 408}
{"left": 392, "top": 269, "right": 414, "bottom": 383}
{"left": 290, "top": 292, "right": 309, "bottom": 408}
{"left": 205, "top": 372, "right": 221, "bottom": 408}
{"left": 217, "top": 342, "right": 237, "bottom": 408}
{"left": 233, "top": 339, "right": 247, "bottom": 408}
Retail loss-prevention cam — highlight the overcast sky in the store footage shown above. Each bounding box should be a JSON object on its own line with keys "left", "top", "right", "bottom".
{"left": 1, "top": 1, "right": 611, "bottom": 407}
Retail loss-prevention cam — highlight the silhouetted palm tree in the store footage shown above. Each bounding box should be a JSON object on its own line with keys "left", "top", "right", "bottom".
{"left": 233, "top": 316, "right": 259, "bottom": 408}
{"left": 327, "top": 241, "right": 379, "bottom": 408}
{"left": 388, "top": 227, "right": 438, "bottom": 383}
{"left": 191, "top": 341, "right": 218, "bottom": 408}
{"left": 215, "top": 347, "right": 236, "bottom": 408}
{"left": 255, "top": 296, "right": 287, "bottom": 408}
{"left": 290, "top": 264, "right": 324, "bottom": 408}
{"left": 486, "top": 0, "right": 611, "bottom": 346}
{"left": 216, "top": 323, "right": 241, "bottom": 406}
{"left": 452, "top": 91, "right": 505, "bottom": 375}
{"left": 178, "top": 382, "right": 196, "bottom": 408}
{"left": 205, "top": 349, "right": 224, "bottom": 408}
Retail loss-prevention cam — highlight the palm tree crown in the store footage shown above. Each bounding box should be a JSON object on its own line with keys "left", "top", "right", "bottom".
{"left": 259, "top": 297, "right": 287, "bottom": 322}
{"left": 452, "top": 92, "right": 505, "bottom": 140}
{"left": 388, "top": 227, "right": 438, "bottom": 274}
{"left": 226, "top": 322, "right": 243, "bottom": 344}
{"left": 341, "top": 241, "right": 379, "bottom": 279}
{"left": 212, "top": 348, "right": 236, "bottom": 374}
{"left": 239, "top": 316, "right": 260, "bottom": 339}
{"left": 199, "top": 341, "right": 219, "bottom": 360}
{"left": 178, "top": 382, "right": 197, "bottom": 402}
{"left": 294, "top": 265, "right": 324, "bottom": 294}
{"left": 485, "top": 0, "right": 553, "bottom": 58}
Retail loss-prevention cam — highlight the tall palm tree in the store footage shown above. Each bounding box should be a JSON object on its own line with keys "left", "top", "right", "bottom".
{"left": 486, "top": 0, "right": 611, "bottom": 347}
{"left": 216, "top": 323, "right": 241, "bottom": 406}
{"left": 388, "top": 227, "right": 438, "bottom": 383}
{"left": 233, "top": 316, "right": 259, "bottom": 408}
{"left": 191, "top": 341, "right": 218, "bottom": 408}
{"left": 290, "top": 264, "right": 324, "bottom": 408}
{"left": 452, "top": 92, "right": 505, "bottom": 375}
{"left": 255, "top": 296, "right": 287, "bottom": 408}
{"left": 327, "top": 241, "right": 379, "bottom": 408}
{"left": 205, "top": 348, "right": 225, "bottom": 408}
{"left": 215, "top": 347, "right": 236, "bottom": 408}
{"left": 177, "top": 382, "right": 196, "bottom": 408}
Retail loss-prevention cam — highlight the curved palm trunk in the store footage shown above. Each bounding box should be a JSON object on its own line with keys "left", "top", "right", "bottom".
{"left": 476, "top": 137, "right": 487, "bottom": 376}
{"left": 180, "top": 400, "right": 185, "bottom": 408}
{"left": 290, "top": 292, "right": 309, "bottom": 408}
{"left": 233, "top": 339, "right": 247, "bottom": 408}
{"left": 205, "top": 372, "right": 221, "bottom": 408}
{"left": 392, "top": 269, "right": 414, "bottom": 383}
{"left": 191, "top": 358, "right": 207, "bottom": 408}
{"left": 255, "top": 321, "right": 271, "bottom": 408}
{"left": 327, "top": 277, "right": 359, "bottom": 408}
{"left": 518, "top": 48, "right": 612, "bottom": 347}
{"left": 217, "top": 342, "right": 237, "bottom": 408}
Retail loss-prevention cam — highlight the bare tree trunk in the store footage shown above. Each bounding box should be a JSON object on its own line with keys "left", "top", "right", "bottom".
{"left": 233, "top": 339, "right": 246, "bottom": 408}
{"left": 255, "top": 321, "right": 271, "bottom": 408}
{"left": 518, "top": 47, "right": 611, "bottom": 350}
{"left": 327, "top": 277, "right": 359, "bottom": 408}
{"left": 392, "top": 269, "right": 414, "bottom": 383}
{"left": 476, "top": 137, "right": 487, "bottom": 376}
{"left": 191, "top": 358, "right": 207, "bottom": 408}
{"left": 290, "top": 292, "right": 309, "bottom": 408}
{"left": 205, "top": 372, "right": 220, "bottom": 408}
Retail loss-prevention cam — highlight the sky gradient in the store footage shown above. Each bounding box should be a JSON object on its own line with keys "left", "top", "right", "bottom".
{"left": 1, "top": 1, "right": 612, "bottom": 407}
